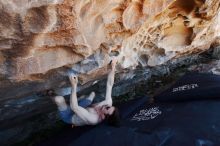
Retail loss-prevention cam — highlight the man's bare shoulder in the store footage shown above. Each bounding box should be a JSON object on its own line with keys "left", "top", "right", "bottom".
{"left": 85, "top": 107, "right": 100, "bottom": 124}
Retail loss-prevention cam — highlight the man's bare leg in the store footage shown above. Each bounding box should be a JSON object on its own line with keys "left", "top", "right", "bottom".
{"left": 105, "top": 58, "right": 117, "bottom": 100}
{"left": 54, "top": 96, "right": 68, "bottom": 111}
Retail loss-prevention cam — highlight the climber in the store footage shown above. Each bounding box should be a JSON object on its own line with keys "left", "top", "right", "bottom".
{"left": 54, "top": 58, "right": 120, "bottom": 127}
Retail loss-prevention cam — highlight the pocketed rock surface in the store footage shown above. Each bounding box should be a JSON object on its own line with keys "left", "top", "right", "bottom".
{"left": 0, "top": 0, "right": 220, "bottom": 145}
{"left": 0, "top": 0, "right": 220, "bottom": 95}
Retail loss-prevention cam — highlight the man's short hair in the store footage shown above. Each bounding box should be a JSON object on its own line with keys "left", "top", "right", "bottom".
{"left": 105, "top": 107, "right": 120, "bottom": 127}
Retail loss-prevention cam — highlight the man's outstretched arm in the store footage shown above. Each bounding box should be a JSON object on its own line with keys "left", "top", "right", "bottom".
{"left": 69, "top": 75, "right": 98, "bottom": 124}
{"left": 97, "top": 58, "right": 117, "bottom": 107}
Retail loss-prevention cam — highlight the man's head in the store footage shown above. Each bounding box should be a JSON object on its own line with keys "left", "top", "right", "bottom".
{"left": 101, "top": 105, "right": 115, "bottom": 115}
{"left": 102, "top": 106, "right": 120, "bottom": 127}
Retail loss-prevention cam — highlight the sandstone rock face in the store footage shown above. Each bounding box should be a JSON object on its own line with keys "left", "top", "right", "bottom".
{"left": 0, "top": 0, "right": 220, "bottom": 97}
{"left": 1, "top": 1, "right": 220, "bottom": 144}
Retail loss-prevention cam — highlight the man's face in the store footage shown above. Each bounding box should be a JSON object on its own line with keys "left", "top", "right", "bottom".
{"left": 102, "top": 106, "right": 115, "bottom": 115}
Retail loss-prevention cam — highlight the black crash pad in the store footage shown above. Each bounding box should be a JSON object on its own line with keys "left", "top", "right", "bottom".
{"left": 39, "top": 73, "right": 220, "bottom": 146}
{"left": 72, "top": 100, "right": 220, "bottom": 146}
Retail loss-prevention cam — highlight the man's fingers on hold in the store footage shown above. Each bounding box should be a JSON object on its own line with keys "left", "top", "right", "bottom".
{"left": 69, "top": 74, "right": 77, "bottom": 79}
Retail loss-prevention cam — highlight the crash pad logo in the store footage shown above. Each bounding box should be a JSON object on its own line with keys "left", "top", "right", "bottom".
{"left": 131, "top": 107, "right": 162, "bottom": 121}
{"left": 172, "top": 83, "right": 199, "bottom": 92}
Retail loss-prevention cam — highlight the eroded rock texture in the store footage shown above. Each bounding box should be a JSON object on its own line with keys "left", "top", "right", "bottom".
{"left": 1, "top": 1, "right": 220, "bottom": 145}
{"left": 0, "top": 0, "right": 219, "bottom": 75}
{"left": 0, "top": 0, "right": 220, "bottom": 97}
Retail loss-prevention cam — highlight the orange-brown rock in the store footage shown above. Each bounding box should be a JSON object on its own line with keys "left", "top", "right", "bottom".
{"left": 1, "top": 1, "right": 220, "bottom": 144}
{"left": 0, "top": 0, "right": 220, "bottom": 83}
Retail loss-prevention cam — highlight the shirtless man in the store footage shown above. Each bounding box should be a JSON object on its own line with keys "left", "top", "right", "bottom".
{"left": 54, "top": 58, "right": 120, "bottom": 126}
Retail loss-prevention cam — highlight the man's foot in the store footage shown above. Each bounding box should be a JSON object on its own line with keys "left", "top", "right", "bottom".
{"left": 69, "top": 74, "right": 78, "bottom": 87}
{"left": 87, "top": 91, "right": 95, "bottom": 101}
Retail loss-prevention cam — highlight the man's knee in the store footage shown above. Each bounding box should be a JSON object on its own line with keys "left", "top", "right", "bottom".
{"left": 54, "top": 96, "right": 65, "bottom": 104}
{"left": 55, "top": 96, "right": 68, "bottom": 111}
